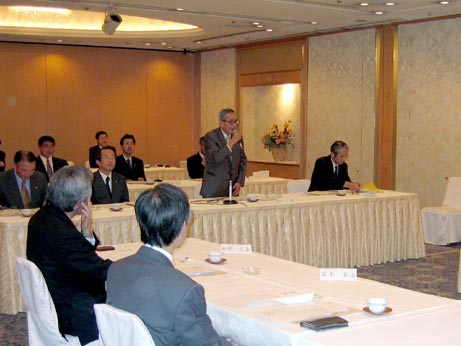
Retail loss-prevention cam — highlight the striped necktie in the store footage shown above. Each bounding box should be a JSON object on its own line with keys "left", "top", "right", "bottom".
{"left": 21, "top": 180, "right": 31, "bottom": 208}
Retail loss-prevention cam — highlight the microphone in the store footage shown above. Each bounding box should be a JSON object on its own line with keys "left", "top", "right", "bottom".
{"left": 223, "top": 179, "right": 237, "bottom": 205}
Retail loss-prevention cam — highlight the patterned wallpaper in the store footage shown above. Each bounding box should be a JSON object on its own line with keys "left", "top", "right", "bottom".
{"left": 397, "top": 18, "right": 461, "bottom": 207}
{"left": 307, "top": 29, "right": 376, "bottom": 184}
{"left": 200, "top": 48, "right": 237, "bottom": 136}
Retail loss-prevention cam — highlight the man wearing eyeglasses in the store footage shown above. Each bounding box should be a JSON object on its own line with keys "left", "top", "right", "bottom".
{"left": 200, "top": 108, "right": 247, "bottom": 198}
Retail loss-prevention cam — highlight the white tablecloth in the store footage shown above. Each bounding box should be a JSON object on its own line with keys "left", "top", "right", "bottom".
{"left": 144, "top": 167, "right": 187, "bottom": 181}
{"left": 101, "top": 239, "right": 460, "bottom": 346}
{"left": 128, "top": 180, "right": 198, "bottom": 200}
{"left": 189, "top": 191, "right": 425, "bottom": 268}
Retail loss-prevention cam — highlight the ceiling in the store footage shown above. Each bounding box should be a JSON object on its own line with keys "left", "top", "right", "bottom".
{"left": 0, "top": 0, "right": 460, "bottom": 52}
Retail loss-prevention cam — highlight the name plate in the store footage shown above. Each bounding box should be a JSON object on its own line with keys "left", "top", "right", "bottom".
{"left": 320, "top": 268, "right": 357, "bottom": 281}
{"left": 220, "top": 244, "right": 252, "bottom": 254}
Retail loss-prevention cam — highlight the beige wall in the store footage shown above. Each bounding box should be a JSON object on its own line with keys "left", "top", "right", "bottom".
{"left": 397, "top": 18, "right": 461, "bottom": 207}
{"left": 0, "top": 42, "right": 197, "bottom": 168}
{"left": 200, "top": 48, "right": 236, "bottom": 135}
{"left": 307, "top": 29, "right": 376, "bottom": 184}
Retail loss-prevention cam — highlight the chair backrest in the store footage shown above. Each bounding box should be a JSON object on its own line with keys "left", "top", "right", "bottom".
{"left": 252, "top": 170, "right": 270, "bottom": 179}
{"left": 193, "top": 182, "right": 202, "bottom": 199}
{"left": 442, "top": 177, "right": 461, "bottom": 207}
{"left": 16, "top": 257, "right": 81, "bottom": 346}
{"left": 287, "top": 179, "right": 311, "bottom": 193}
{"left": 94, "top": 304, "right": 156, "bottom": 346}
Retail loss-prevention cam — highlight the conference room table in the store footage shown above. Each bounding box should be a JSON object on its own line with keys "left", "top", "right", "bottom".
{"left": 144, "top": 166, "right": 187, "bottom": 180}
{"left": 100, "top": 238, "right": 461, "bottom": 346}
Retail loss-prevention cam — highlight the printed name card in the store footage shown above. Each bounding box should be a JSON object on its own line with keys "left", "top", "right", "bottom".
{"left": 320, "top": 268, "right": 357, "bottom": 281}
{"left": 220, "top": 244, "right": 252, "bottom": 254}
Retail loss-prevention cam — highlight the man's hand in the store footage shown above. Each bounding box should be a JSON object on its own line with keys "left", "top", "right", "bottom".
{"left": 232, "top": 182, "right": 241, "bottom": 196}
{"left": 344, "top": 181, "right": 360, "bottom": 192}
{"left": 80, "top": 198, "right": 93, "bottom": 238}
{"left": 228, "top": 131, "right": 242, "bottom": 149}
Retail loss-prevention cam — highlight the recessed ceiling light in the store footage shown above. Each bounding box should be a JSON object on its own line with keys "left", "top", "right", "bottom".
{"left": 359, "top": 2, "right": 369, "bottom": 6}
{"left": 196, "top": 41, "right": 202, "bottom": 44}
{"left": 385, "top": 2, "right": 395, "bottom": 5}
{"left": 375, "top": 11, "right": 384, "bottom": 15}
{"left": 311, "top": 21, "right": 318, "bottom": 25}
{"left": 161, "top": 42, "right": 167, "bottom": 45}
{"left": 252, "top": 22, "right": 260, "bottom": 25}
{"left": 57, "top": 39, "right": 63, "bottom": 42}
{"left": 144, "top": 42, "right": 151, "bottom": 46}
{"left": 266, "top": 28, "right": 273, "bottom": 32}
{"left": 257, "top": 24, "right": 264, "bottom": 28}
{"left": 167, "top": 46, "right": 173, "bottom": 49}
{"left": 440, "top": 1, "right": 450, "bottom": 4}
{"left": 176, "top": 8, "right": 184, "bottom": 11}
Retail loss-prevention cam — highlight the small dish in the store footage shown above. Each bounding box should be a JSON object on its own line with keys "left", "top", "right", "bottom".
{"left": 362, "top": 306, "right": 392, "bottom": 315}
{"left": 110, "top": 207, "right": 123, "bottom": 212}
{"left": 247, "top": 198, "right": 259, "bottom": 202}
{"left": 205, "top": 258, "right": 227, "bottom": 265}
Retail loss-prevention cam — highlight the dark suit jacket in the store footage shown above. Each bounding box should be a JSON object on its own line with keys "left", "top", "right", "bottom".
{"left": 107, "top": 246, "right": 231, "bottom": 346}
{"left": 88, "top": 145, "right": 116, "bottom": 168}
{"left": 308, "top": 155, "right": 351, "bottom": 191}
{"left": 91, "top": 171, "right": 129, "bottom": 204}
{"left": 27, "top": 203, "right": 112, "bottom": 345}
{"left": 200, "top": 128, "right": 247, "bottom": 198}
{"left": 35, "top": 156, "right": 69, "bottom": 182}
{"left": 113, "top": 155, "right": 146, "bottom": 181}
{"left": 187, "top": 152, "right": 204, "bottom": 179}
{"left": 0, "top": 169, "right": 47, "bottom": 209}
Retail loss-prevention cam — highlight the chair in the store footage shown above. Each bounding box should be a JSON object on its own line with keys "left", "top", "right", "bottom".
{"left": 251, "top": 170, "right": 270, "bottom": 179}
{"left": 287, "top": 179, "right": 311, "bottom": 193}
{"left": 94, "top": 304, "right": 156, "bottom": 346}
{"left": 67, "top": 161, "right": 75, "bottom": 167}
{"left": 16, "top": 257, "right": 81, "bottom": 346}
{"left": 193, "top": 182, "right": 202, "bottom": 199}
{"left": 422, "top": 177, "right": 461, "bottom": 245}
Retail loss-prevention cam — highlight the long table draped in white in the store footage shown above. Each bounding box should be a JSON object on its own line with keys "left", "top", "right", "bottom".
{"left": 100, "top": 239, "right": 460, "bottom": 346}
{"left": 0, "top": 205, "right": 140, "bottom": 314}
{"left": 144, "top": 166, "right": 187, "bottom": 180}
{"left": 188, "top": 191, "right": 425, "bottom": 268}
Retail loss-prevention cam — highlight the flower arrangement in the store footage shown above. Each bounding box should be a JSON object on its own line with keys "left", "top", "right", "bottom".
{"left": 261, "top": 120, "right": 294, "bottom": 151}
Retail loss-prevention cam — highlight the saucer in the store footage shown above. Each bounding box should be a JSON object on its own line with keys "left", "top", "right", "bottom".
{"left": 205, "top": 258, "right": 227, "bottom": 265}
{"left": 247, "top": 198, "right": 259, "bottom": 202}
{"left": 110, "top": 207, "right": 123, "bottom": 212}
{"left": 363, "top": 306, "right": 392, "bottom": 315}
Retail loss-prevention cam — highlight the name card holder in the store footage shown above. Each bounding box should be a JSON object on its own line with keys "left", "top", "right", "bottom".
{"left": 320, "top": 268, "right": 357, "bottom": 281}
{"left": 220, "top": 244, "right": 252, "bottom": 255}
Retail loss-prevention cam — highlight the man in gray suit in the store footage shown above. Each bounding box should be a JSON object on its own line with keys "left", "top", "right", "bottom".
{"left": 200, "top": 108, "right": 247, "bottom": 198}
{"left": 91, "top": 147, "right": 129, "bottom": 205}
{"left": 106, "top": 184, "right": 233, "bottom": 346}
{"left": 0, "top": 150, "right": 47, "bottom": 209}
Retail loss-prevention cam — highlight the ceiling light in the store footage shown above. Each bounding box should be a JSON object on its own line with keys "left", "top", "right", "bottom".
{"left": 144, "top": 42, "right": 151, "bottom": 46}
{"left": 311, "top": 21, "right": 318, "bottom": 25}
{"left": 266, "top": 28, "right": 273, "bottom": 32}
{"left": 56, "top": 39, "right": 63, "bottom": 42}
{"left": 385, "top": 2, "right": 395, "bottom": 5}
{"left": 257, "top": 24, "right": 264, "bottom": 28}
{"left": 375, "top": 11, "right": 384, "bottom": 15}
{"left": 161, "top": 42, "right": 167, "bottom": 45}
{"left": 359, "top": 2, "right": 369, "bottom": 6}
{"left": 196, "top": 41, "right": 202, "bottom": 44}
{"left": 252, "top": 22, "right": 260, "bottom": 25}
{"left": 176, "top": 8, "right": 184, "bottom": 11}
{"left": 440, "top": 1, "right": 450, "bottom": 4}
{"left": 102, "top": 8, "right": 122, "bottom": 35}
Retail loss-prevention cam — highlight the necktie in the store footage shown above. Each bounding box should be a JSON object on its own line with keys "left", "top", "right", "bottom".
{"left": 21, "top": 180, "right": 31, "bottom": 208}
{"left": 105, "top": 177, "right": 112, "bottom": 198}
{"left": 46, "top": 158, "right": 53, "bottom": 178}
{"left": 334, "top": 165, "right": 338, "bottom": 177}
{"left": 127, "top": 159, "right": 132, "bottom": 170}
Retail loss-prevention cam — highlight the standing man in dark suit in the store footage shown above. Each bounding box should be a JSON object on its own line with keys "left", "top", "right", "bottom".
{"left": 201, "top": 108, "right": 247, "bottom": 198}
{"left": 308, "top": 140, "right": 360, "bottom": 192}
{"left": 35, "top": 135, "right": 68, "bottom": 182}
{"left": 0, "top": 150, "right": 47, "bottom": 209}
{"left": 107, "top": 184, "right": 233, "bottom": 346}
{"left": 114, "top": 134, "right": 146, "bottom": 181}
{"left": 89, "top": 131, "right": 116, "bottom": 168}
{"left": 92, "top": 147, "right": 129, "bottom": 204}
{"left": 27, "top": 166, "right": 112, "bottom": 346}
{"left": 187, "top": 136, "right": 206, "bottom": 179}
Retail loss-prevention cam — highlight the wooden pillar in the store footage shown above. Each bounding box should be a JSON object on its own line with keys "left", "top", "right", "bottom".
{"left": 375, "top": 25, "right": 398, "bottom": 189}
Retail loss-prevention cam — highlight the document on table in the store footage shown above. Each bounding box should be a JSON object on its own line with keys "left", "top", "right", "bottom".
{"left": 176, "top": 262, "right": 225, "bottom": 277}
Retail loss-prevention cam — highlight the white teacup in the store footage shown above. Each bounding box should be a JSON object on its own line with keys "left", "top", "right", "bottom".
{"left": 207, "top": 251, "right": 223, "bottom": 263}
{"left": 21, "top": 209, "right": 32, "bottom": 217}
{"left": 248, "top": 194, "right": 258, "bottom": 202}
{"left": 337, "top": 189, "right": 346, "bottom": 196}
{"left": 111, "top": 203, "right": 122, "bottom": 211}
{"left": 367, "top": 298, "right": 387, "bottom": 313}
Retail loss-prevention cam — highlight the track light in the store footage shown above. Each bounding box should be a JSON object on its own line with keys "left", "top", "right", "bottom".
{"left": 102, "top": 8, "right": 122, "bottom": 35}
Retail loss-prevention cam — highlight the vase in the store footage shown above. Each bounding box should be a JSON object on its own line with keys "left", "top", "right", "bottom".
{"left": 271, "top": 146, "right": 288, "bottom": 161}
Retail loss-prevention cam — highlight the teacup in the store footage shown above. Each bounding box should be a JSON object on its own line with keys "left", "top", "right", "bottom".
{"left": 111, "top": 203, "right": 122, "bottom": 211}
{"left": 20, "top": 209, "right": 32, "bottom": 217}
{"left": 207, "top": 252, "right": 223, "bottom": 263}
{"left": 367, "top": 298, "right": 387, "bottom": 314}
{"left": 248, "top": 194, "right": 258, "bottom": 202}
{"left": 242, "top": 264, "right": 261, "bottom": 275}
{"left": 337, "top": 189, "right": 346, "bottom": 196}
{"left": 146, "top": 179, "right": 155, "bottom": 185}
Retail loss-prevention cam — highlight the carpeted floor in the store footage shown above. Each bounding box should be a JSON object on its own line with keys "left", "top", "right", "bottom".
{"left": 1, "top": 242, "right": 460, "bottom": 345}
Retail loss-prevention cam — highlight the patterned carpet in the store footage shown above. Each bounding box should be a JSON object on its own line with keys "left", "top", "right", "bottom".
{"left": 1, "top": 243, "right": 459, "bottom": 345}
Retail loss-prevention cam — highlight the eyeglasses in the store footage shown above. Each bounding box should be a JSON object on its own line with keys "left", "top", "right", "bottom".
{"left": 222, "top": 119, "right": 240, "bottom": 125}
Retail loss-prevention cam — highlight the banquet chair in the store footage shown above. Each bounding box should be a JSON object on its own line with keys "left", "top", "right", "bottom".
{"left": 16, "top": 257, "right": 82, "bottom": 346}
{"left": 422, "top": 177, "right": 461, "bottom": 245}
{"left": 287, "top": 179, "right": 311, "bottom": 193}
{"left": 94, "top": 304, "right": 156, "bottom": 346}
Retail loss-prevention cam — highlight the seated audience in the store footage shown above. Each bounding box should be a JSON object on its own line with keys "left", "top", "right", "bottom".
{"left": 106, "top": 184, "right": 233, "bottom": 346}
{"left": 35, "top": 135, "right": 68, "bottom": 182}
{"left": 187, "top": 136, "right": 206, "bottom": 179}
{"left": 89, "top": 131, "right": 116, "bottom": 168}
{"left": 91, "top": 147, "right": 129, "bottom": 205}
{"left": 27, "top": 166, "right": 112, "bottom": 346}
{"left": 114, "top": 134, "right": 146, "bottom": 181}
{"left": 308, "top": 140, "right": 360, "bottom": 192}
{"left": 0, "top": 150, "right": 47, "bottom": 209}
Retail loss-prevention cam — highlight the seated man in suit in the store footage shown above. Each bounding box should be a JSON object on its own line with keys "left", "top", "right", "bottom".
{"left": 187, "top": 136, "right": 206, "bottom": 179}
{"left": 27, "top": 166, "right": 112, "bottom": 346}
{"left": 107, "top": 184, "right": 233, "bottom": 346}
{"left": 35, "top": 135, "right": 68, "bottom": 182}
{"left": 308, "top": 140, "right": 360, "bottom": 192}
{"left": 92, "top": 147, "right": 129, "bottom": 205}
{"left": 114, "top": 134, "right": 146, "bottom": 181}
{"left": 89, "top": 131, "right": 116, "bottom": 168}
{"left": 0, "top": 150, "right": 47, "bottom": 209}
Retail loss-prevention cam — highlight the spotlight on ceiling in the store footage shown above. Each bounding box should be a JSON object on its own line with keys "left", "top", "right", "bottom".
{"left": 102, "top": 8, "right": 122, "bottom": 35}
